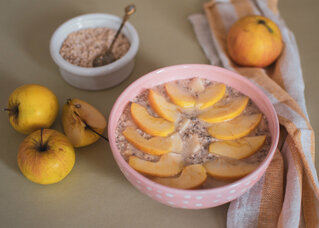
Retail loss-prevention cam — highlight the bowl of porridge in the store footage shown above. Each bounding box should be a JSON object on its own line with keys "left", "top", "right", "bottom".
{"left": 108, "top": 64, "right": 279, "bottom": 209}
{"left": 50, "top": 13, "right": 139, "bottom": 90}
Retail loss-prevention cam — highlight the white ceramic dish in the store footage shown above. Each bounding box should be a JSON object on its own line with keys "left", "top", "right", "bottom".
{"left": 50, "top": 13, "right": 139, "bottom": 90}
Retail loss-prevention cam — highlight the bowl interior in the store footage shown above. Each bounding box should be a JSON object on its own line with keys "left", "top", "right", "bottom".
{"left": 53, "top": 14, "right": 134, "bottom": 49}
{"left": 50, "top": 13, "right": 139, "bottom": 76}
{"left": 108, "top": 64, "right": 279, "bottom": 209}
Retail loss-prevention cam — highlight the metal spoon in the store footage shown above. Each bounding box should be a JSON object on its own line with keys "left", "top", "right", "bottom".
{"left": 93, "top": 4, "right": 136, "bottom": 67}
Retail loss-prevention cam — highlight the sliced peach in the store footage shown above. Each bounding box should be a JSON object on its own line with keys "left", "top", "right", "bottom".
{"left": 198, "top": 96, "right": 249, "bottom": 123}
{"left": 208, "top": 114, "right": 262, "bottom": 140}
{"left": 209, "top": 135, "right": 266, "bottom": 159}
{"left": 148, "top": 89, "right": 179, "bottom": 122}
{"left": 153, "top": 164, "right": 207, "bottom": 189}
{"left": 204, "top": 158, "right": 258, "bottom": 180}
{"left": 130, "top": 103, "right": 175, "bottom": 137}
{"left": 196, "top": 83, "right": 226, "bottom": 110}
{"left": 165, "top": 82, "right": 195, "bottom": 108}
{"left": 123, "top": 127, "right": 173, "bottom": 155}
{"left": 129, "top": 153, "right": 184, "bottom": 177}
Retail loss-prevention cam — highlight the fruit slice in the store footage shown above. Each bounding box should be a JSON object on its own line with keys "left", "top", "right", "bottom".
{"left": 153, "top": 164, "right": 207, "bottom": 189}
{"left": 170, "top": 133, "right": 183, "bottom": 153}
{"left": 196, "top": 83, "right": 226, "bottom": 110}
{"left": 130, "top": 103, "right": 175, "bottom": 137}
{"left": 184, "top": 135, "right": 201, "bottom": 156}
{"left": 198, "top": 96, "right": 249, "bottom": 123}
{"left": 165, "top": 82, "right": 195, "bottom": 108}
{"left": 178, "top": 118, "right": 191, "bottom": 132}
{"left": 189, "top": 78, "right": 205, "bottom": 93}
{"left": 129, "top": 153, "right": 184, "bottom": 177}
{"left": 204, "top": 158, "right": 258, "bottom": 179}
{"left": 209, "top": 135, "right": 266, "bottom": 159}
{"left": 208, "top": 114, "right": 262, "bottom": 140}
{"left": 148, "top": 89, "right": 179, "bottom": 122}
{"left": 123, "top": 127, "right": 173, "bottom": 155}
{"left": 62, "top": 98, "right": 107, "bottom": 147}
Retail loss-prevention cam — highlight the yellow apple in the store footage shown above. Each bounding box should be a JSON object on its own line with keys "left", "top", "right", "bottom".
{"left": 17, "top": 129, "right": 75, "bottom": 184}
{"left": 227, "top": 15, "right": 283, "bottom": 67}
{"left": 5, "top": 84, "right": 59, "bottom": 134}
{"left": 62, "top": 98, "right": 107, "bottom": 147}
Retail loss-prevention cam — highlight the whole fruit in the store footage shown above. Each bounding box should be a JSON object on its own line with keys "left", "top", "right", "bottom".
{"left": 227, "top": 15, "right": 283, "bottom": 67}
{"left": 62, "top": 98, "right": 107, "bottom": 147}
{"left": 6, "top": 84, "right": 59, "bottom": 134}
{"left": 17, "top": 129, "right": 75, "bottom": 184}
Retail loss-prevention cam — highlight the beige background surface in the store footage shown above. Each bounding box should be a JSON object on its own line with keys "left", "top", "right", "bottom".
{"left": 0, "top": 0, "right": 318, "bottom": 227}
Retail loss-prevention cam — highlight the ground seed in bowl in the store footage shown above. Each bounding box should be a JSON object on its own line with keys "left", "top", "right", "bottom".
{"left": 59, "top": 27, "right": 130, "bottom": 67}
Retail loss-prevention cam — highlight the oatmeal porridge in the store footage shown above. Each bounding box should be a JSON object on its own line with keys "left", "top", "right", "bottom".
{"left": 115, "top": 78, "right": 271, "bottom": 189}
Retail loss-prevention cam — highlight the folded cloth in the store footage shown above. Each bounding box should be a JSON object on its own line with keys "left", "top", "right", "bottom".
{"left": 189, "top": 0, "right": 319, "bottom": 227}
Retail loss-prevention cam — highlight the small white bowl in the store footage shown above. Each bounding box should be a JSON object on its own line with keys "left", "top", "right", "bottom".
{"left": 50, "top": 13, "right": 139, "bottom": 90}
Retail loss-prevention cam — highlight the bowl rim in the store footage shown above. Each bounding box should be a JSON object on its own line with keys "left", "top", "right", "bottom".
{"left": 108, "top": 64, "right": 279, "bottom": 195}
{"left": 49, "top": 13, "right": 139, "bottom": 77}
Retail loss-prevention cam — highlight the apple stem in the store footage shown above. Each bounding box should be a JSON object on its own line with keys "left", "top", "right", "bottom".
{"left": 37, "top": 128, "right": 48, "bottom": 152}
{"left": 40, "top": 128, "right": 44, "bottom": 150}
{"left": 73, "top": 111, "right": 109, "bottom": 142}
{"left": 66, "top": 98, "right": 72, "bottom": 105}
{"left": 1, "top": 108, "right": 11, "bottom": 112}
{"left": 258, "top": 19, "right": 273, "bottom": 33}
{"left": 66, "top": 98, "right": 81, "bottom": 108}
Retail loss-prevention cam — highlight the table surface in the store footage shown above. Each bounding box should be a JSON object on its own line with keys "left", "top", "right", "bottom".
{"left": 1, "top": 0, "right": 318, "bottom": 227}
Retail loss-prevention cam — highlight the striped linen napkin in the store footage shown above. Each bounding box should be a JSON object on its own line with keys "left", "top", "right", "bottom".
{"left": 189, "top": 0, "right": 319, "bottom": 227}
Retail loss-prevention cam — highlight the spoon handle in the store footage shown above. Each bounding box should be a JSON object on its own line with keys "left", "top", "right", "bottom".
{"left": 108, "top": 4, "right": 136, "bottom": 53}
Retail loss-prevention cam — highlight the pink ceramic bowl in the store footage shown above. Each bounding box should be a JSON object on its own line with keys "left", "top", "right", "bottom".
{"left": 108, "top": 64, "right": 279, "bottom": 209}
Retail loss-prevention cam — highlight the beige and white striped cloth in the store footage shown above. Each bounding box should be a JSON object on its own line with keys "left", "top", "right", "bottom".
{"left": 189, "top": 0, "right": 319, "bottom": 227}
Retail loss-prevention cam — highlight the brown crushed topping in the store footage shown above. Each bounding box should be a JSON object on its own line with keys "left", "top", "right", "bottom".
{"left": 59, "top": 27, "right": 130, "bottom": 67}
